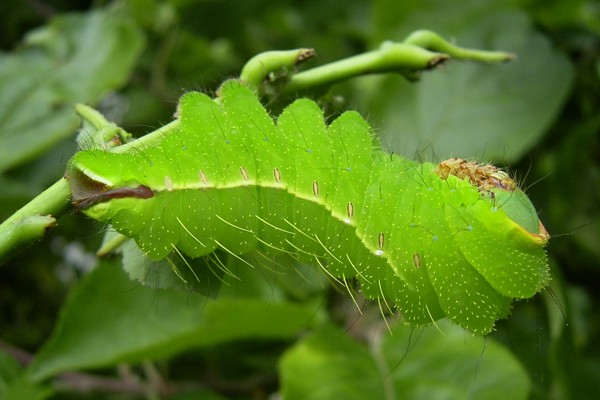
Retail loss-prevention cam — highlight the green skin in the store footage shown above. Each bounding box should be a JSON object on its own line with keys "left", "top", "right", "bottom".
{"left": 67, "top": 81, "right": 549, "bottom": 335}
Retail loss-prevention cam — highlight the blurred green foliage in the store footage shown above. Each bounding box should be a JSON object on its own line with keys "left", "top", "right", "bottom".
{"left": 1, "top": 0, "right": 599, "bottom": 399}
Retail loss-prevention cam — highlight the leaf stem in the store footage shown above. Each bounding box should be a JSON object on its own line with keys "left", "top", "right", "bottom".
{"left": 283, "top": 43, "right": 447, "bottom": 93}
{"left": 111, "top": 120, "right": 180, "bottom": 153}
{"left": 239, "top": 48, "right": 316, "bottom": 93}
{"left": 96, "top": 233, "right": 129, "bottom": 257}
{"left": 240, "top": 30, "right": 516, "bottom": 95}
{"left": 75, "top": 104, "right": 132, "bottom": 150}
{"left": 403, "top": 30, "right": 516, "bottom": 63}
{"left": 0, "top": 178, "right": 72, "bottom": 263}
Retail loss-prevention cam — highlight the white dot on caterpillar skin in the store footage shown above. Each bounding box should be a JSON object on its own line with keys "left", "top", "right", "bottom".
{"left": 375, "top": 249, "right": 384, "bottom": 256}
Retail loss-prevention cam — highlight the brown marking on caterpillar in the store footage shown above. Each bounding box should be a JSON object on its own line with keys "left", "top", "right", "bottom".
{"left": 164, "top": 176, "right": 173, "bottom": 191}
{"left": 74, "top": 185, "right": 154, "bottom": 210}
{"left": 240, "top": 166, "right": 249, "bottom": 181}
{"left": 378, "top": 232, "right": 385, "bottom": 249}
{"left": 273, "top": 167, "right": 281, "bottom": 183}
{"left": 413, "top": 253, "right": 421, "bottom": 269}
{"left": 374, "top": 232, "right": 385, "bottom": 256}
{"left": 199, "top": 170, "right": 208, "bottom": 185}
{"left": 312, "top": 180, "right": 319, "bottom": 197}
{"left": 347, "top": 202, "right": 354, "bottom": 219}
{"left": 436, "top": 157, "right": 517, "bottom": 192}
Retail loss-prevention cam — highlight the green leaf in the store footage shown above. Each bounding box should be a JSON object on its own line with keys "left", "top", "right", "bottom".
{"left": 0, "top": 350, "right": 53, "bottom": 400}
{"left": 381, "top": 320, "right": 530, "bottom": 400}
{"left": 0, "top": 9, "right": 144, "bottom": 172}
{"left": 280, "top": 320, "right": 530, "bottom": 400}
{"left": 0, "top": 350, "right": 22, "bottom": 392}
{"left": 369, "top": 1, "right": 573, "bottom": 162}
{"left": 26, "top": 259, "right": 322, "bottom": 382}
{"left": 280, "top": 324, "right": 386, "bottom": 400}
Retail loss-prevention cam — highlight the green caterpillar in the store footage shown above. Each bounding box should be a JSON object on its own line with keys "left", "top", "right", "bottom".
{"left": 67, "top": 80, "right": 549, "bottom": 334}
